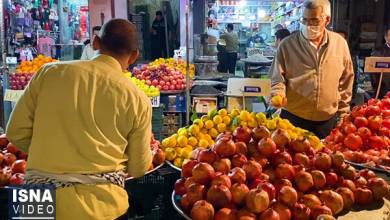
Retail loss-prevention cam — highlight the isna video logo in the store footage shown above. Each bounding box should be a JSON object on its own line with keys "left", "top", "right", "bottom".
{"left": 8, "top": 185, "right": 56, "bottom": 220}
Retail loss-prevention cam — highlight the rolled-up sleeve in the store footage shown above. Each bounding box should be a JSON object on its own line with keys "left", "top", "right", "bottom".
{"left": 338, "top": 49, "right": 354, "bottom": 117}
{"left": 270, "top": 48, "right": 287, "bottom": 98}
{"left": 6, "top": 66, "right": 46, "bottom": 152}
{"left": 126, "top": 98, "right": 153, "bottom": 178}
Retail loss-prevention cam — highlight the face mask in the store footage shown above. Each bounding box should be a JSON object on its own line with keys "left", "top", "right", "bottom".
{"left": 301, "top": 24, "right": 322, "bottom": 40}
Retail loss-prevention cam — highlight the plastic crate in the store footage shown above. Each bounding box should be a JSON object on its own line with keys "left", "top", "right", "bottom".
{"left": 152, "top": 106, "right": 164, "bottom": 122}
{"left": 163, "top": 114, "right": 181, "bottom": 125}
{"left": 0, "top": 187, "right": 8, "bottom": 220}
{"left": 129, "top": 207, "right": 160, "bottom": 220}
{"left": 125, "top": 165, "right": 181, "bottom": 220}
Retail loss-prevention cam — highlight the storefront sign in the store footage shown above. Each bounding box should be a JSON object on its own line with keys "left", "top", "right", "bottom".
{"left": 4, "top": 89, "right": 24, "bottom": 102}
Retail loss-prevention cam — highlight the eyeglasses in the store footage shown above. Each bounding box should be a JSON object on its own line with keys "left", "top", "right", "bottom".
{"left": 300, "top": 16, "right": 326, "bottom": 26}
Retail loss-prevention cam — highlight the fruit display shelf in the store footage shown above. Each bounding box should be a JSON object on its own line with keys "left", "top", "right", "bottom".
{"left": 160, "top": 90, "right": 187, "bottom": 94}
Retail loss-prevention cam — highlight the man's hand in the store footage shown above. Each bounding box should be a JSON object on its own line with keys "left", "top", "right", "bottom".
{"left": 271, "top": 95, "right": 287, "bottom": 108}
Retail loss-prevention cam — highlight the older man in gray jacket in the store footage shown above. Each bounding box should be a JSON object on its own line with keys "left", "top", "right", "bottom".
{"left": 270, "top": 0, "right": 354, "bottom": 138}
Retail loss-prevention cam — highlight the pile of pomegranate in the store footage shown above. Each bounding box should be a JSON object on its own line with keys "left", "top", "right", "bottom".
{"left": 325, "top": 96, "right": 390, "bottom": 170}
{"left": 151, "top": 134, "right": 165, "bottom": 168}
{"left": 174, "top": 126, "right": 389, "bottom": 220}
{"left": 0, "top": 134, "right": 27, "bottom": 186}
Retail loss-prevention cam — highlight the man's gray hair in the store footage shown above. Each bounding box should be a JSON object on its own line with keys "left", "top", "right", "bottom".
{"left": 303, "top": 0, "right": 331, "bottom": 17}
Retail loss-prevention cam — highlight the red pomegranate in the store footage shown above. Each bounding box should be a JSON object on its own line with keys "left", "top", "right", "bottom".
{"left": 232, "top": 154, "right": 248, "bottom": 168}
{"left": 310, "top": 205, "right": 333, "bottom": 220}
{"left": 272, "top": 150, "right": 293, "bottom": 165}
{"left": 368, "top": 177, "right": 389, "bottom": 200}
{"left": 278, "top": 186, "right": 298, "bottom": 207}
{"left": 318, "top": 190, "right": 344, "bottom": 215}
{"left": 259, "top": 208, "right": 280, "bottom": 220}
{"left": 214, "top": 208, "right": 237, "bottom": 220}
{"left": 245, "top": 188, "right": 269, "bottom": 214}
{"left": 292, "top": 203, "right": 311, "bottom": 220}
{"left": 313, "top": 153, "right": 332, "bottom": 171}
{"left": 174, "top": 178, "right": 187, "bottom": 195}
{"left": 191, "top": 200, "right": 214, "bottom": 220}
{"left": 354, "top": 187, "right": 373, "bottom": 205}
{"left": 233, "top": 126, "right": 252, "bottom": 144}
{"left": 258, "top": 182, "right": 276, "bottom": 202}
{"left": 294, "top": 170, "right": 314, "bottom": 192}
{"left": 272, "top": 202, "right": 291, "bottom": 220}
{"left": 198, "top": 149, "right": 218, "bottom": 164}
{"left": 257, "top": 138, "right": 277, "bottom": 157}
{"left": 214, "top": 136, "right": 236, "bottom": 158}
{"left": 235, "top": 142, "right": 248, "bottom": 155}
{"left": 325, "top": 172, "right": 338, "bottom": 188}
{"left": 242, "top": 160, "right": 262, "bottom": 180}
{"left": 300, "top": 194, "right": 321, "bottom": 209}
{"left": 207, "top": 184, "right": 232, "bottom": 209}
{"left": 181, "top": 160, "right": 199, "bottom": 178}
{"left": 336, "top": 187, "right": 355, "bottom": 210}
{"left": 275, "top": 163, "right": 295, "bottom": 180}
{"left": 271, "top": 129, "right": 290, "bottom": 147}
{"left": 293, "top": 153, "right": 310, "bottom": 168}
{"left": 211, "top": 174, "right": 232, "bottom": 188}
{"left": 331, "top": 151, "right": 345, "bottom": 168}
{"left": 192, "top": 162, "right": 215, "bottom": 185}
{"left": 252, "top": 126, "right": 271, "bottom": 141}
{"left": 290, "top": 137, "right": 311, "bottom": 153}
{"left": 231, "top": 183, "right": 249, "bottom": 206}
{"left": 228, "top": 167, "right": 247, "bottom": 184}
{"left": 311, "top": 170, "right": 327, "bottom": 189}
{"left": 213, "top": 158, "right": 232, "bottom": 174}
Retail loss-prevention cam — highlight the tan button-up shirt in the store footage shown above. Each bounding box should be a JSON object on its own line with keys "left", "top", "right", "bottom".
{"left": 7, "top": 54, "right": 153, "bottom": 219}
{"left": 270, "top": 30, "right": 354, "bottom": 121}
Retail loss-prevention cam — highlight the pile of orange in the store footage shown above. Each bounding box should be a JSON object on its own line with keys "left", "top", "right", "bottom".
{"left": 15, "top": 55, "right": 58, "bottom": 74}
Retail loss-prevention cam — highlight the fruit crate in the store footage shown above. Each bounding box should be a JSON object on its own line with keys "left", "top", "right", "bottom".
{"left": 152, "top": 106, "right": 164, "bottom": 122}
{"left": 0, "top": 187, "right": 8, "bottom": 220}
{"left": 125, "top": 164, "right": 181, "bottom": 220}
{"left": 163, "top": 113, "right": 183, "bottom": 126}
{"left": 162, "top": 125, "right": 180, "bottom": 138}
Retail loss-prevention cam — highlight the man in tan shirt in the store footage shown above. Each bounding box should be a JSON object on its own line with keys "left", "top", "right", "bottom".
{"left": 270, "top": 0, "right": 354, "bottom": 138}
{"left": 7, "top": 19, "right": 152, "bottom": 219}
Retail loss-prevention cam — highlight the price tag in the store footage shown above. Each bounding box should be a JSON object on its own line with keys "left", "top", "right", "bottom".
{"left": 6, "top": 57, "right": 17, "bottom": 65}
{"left": 4, "top": 89, "right": 24, "bottom": 102}
{"left": 364, "top": 57, "right": 390, "bottom": 73}
{"left": 151, "top": 96, "right": 160, "bottom": 107}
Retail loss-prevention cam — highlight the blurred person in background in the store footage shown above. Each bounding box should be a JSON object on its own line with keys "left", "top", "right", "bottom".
{"left": 220, "top": 23, "right": 239, "bottom": 74}
{"left": 274, "top": 28, "right": 291, "bottom": 48}
{"left": 81, "top": 26, "right": 101, "bottom": 60}
{"left": 151, "top": 11, "right": 168, "bottom": 60}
